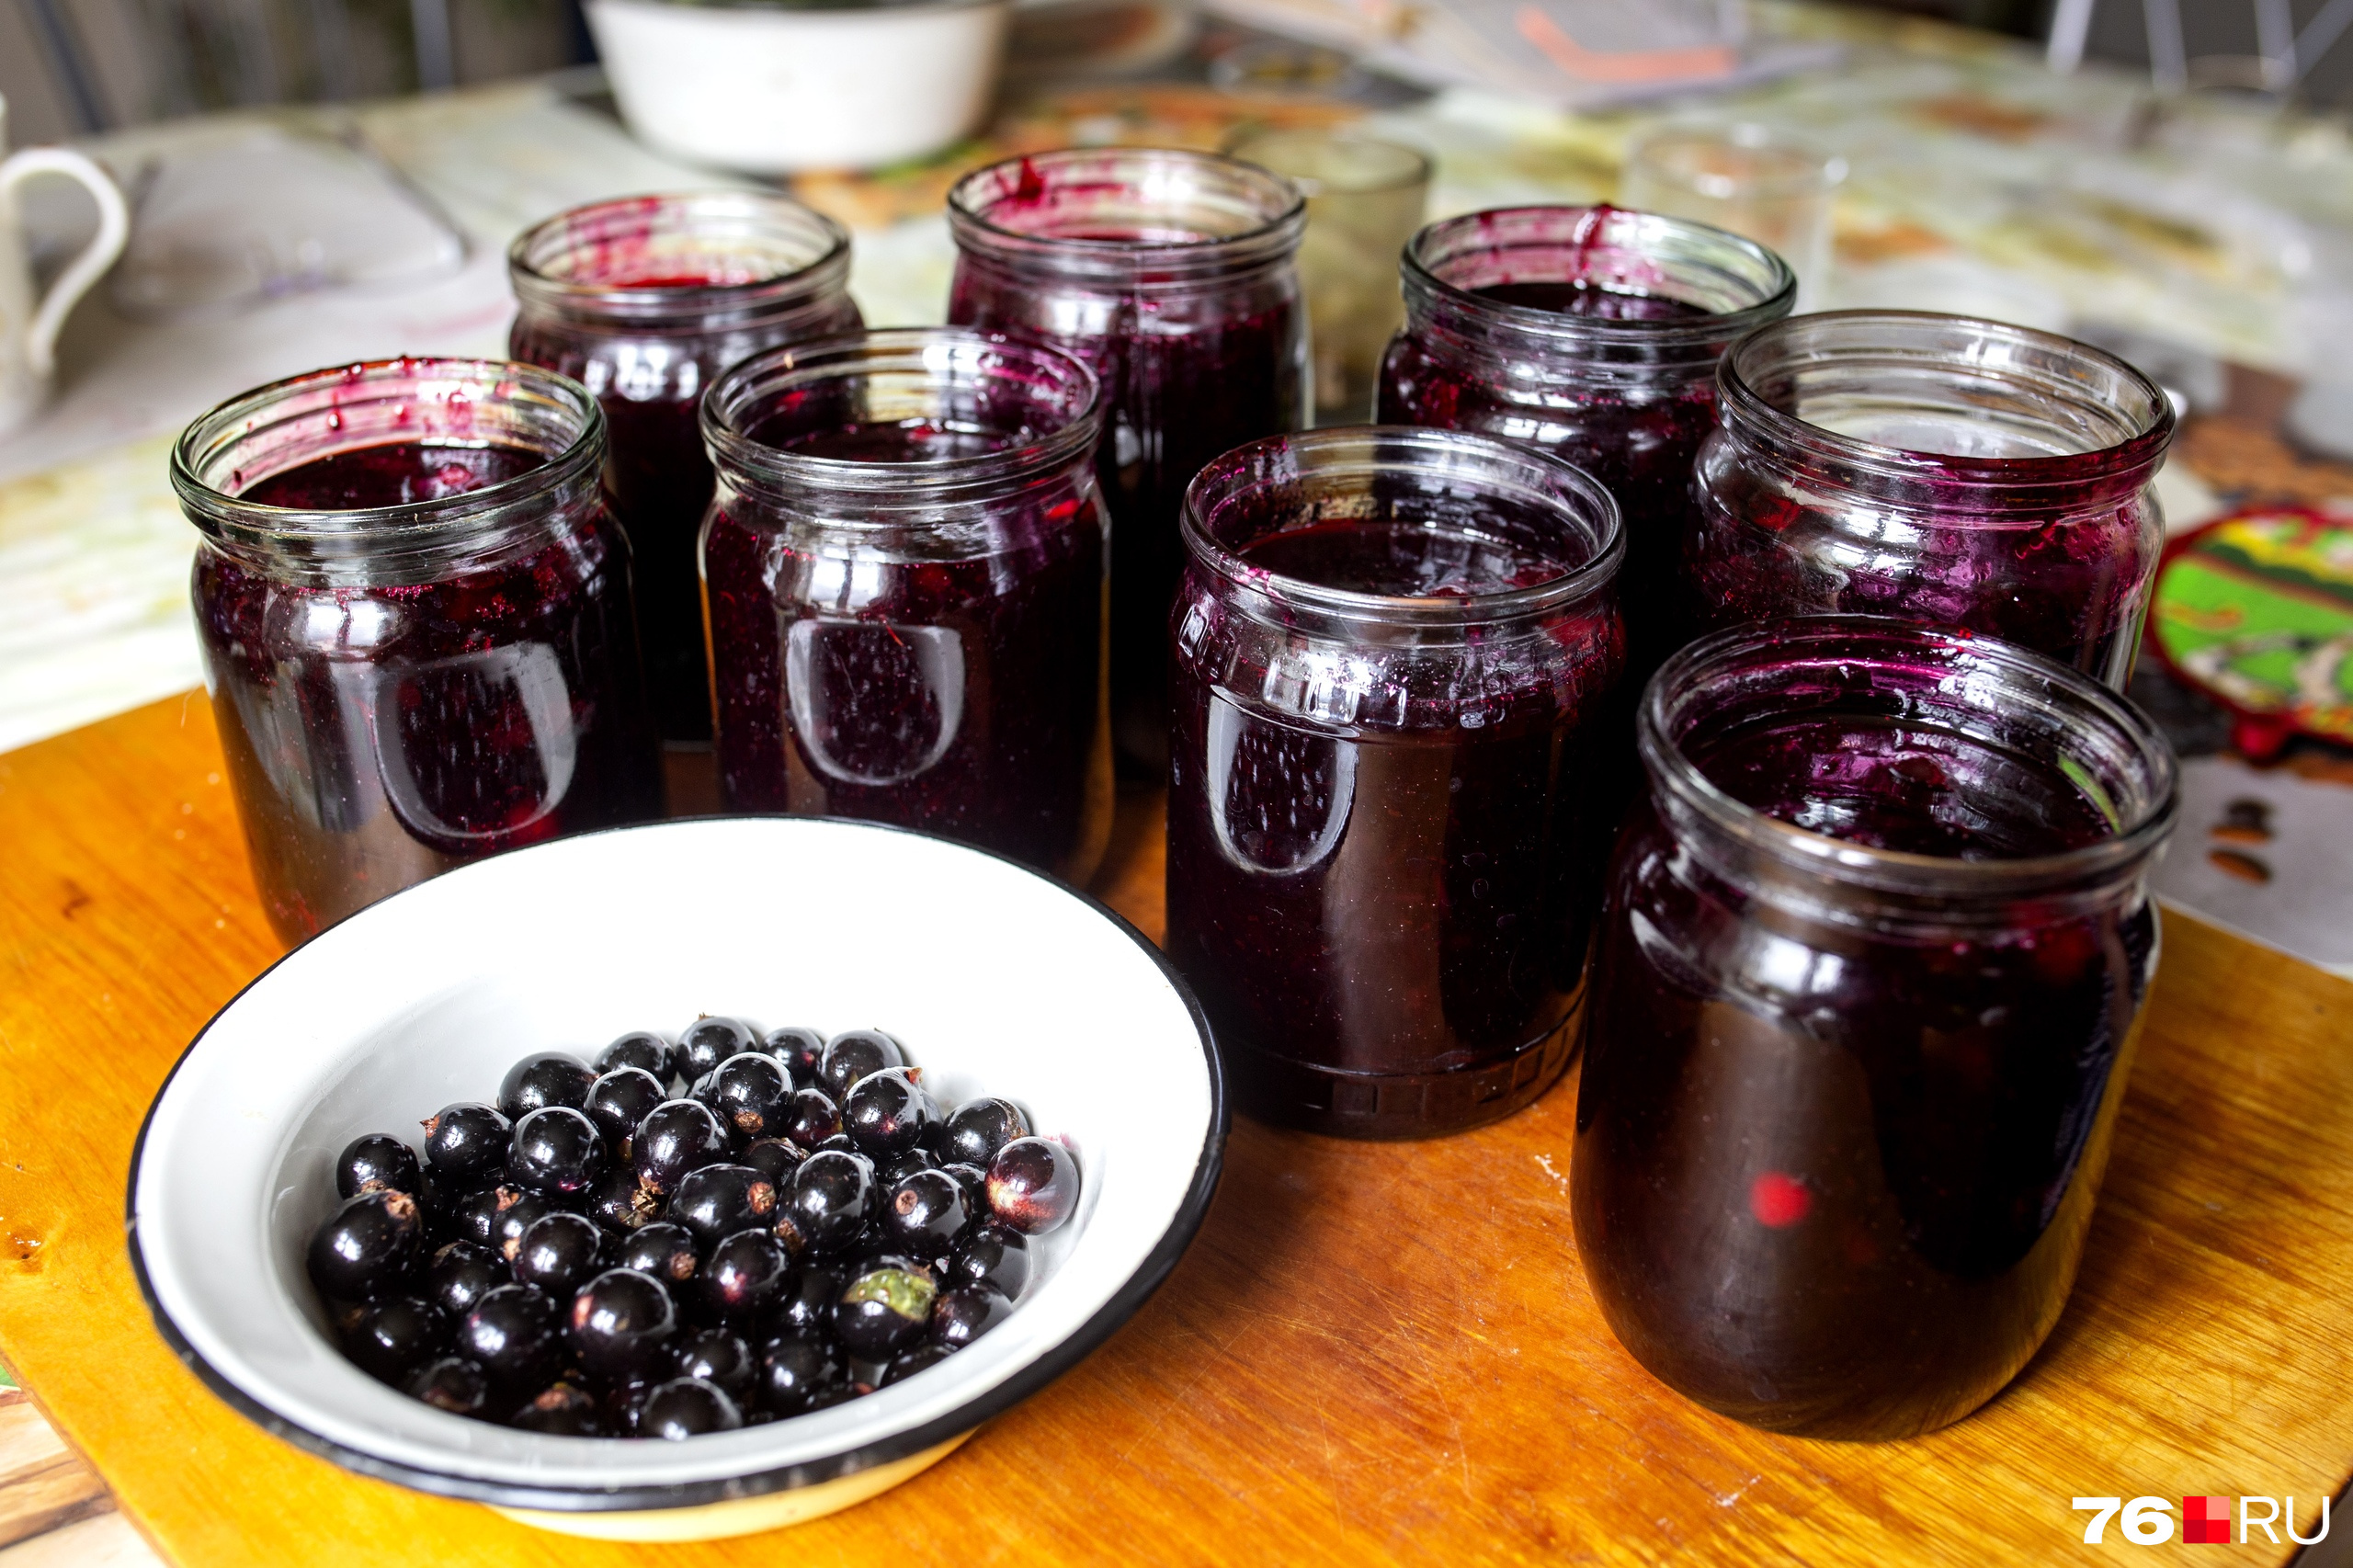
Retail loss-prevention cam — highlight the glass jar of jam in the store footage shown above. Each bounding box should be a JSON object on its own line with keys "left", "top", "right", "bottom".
{"left": 1375, "top": 206, "right": 1794, "bottom": 686}
{"left": 1572, "top": 617, "right": 2178, "bottom": 1439}
{"left": 1685, "top": 312, "right": 2176, "bottom": 688}
{"left": 1166, "top": 426, "right": 1626, "bottom": 1138}
{"left": 700, "top": 329, "right": 1113, "bottom": 882}
{"left": 176, "top": 358, "right": 664, "bottom": 944}
{"left": 508, "top": 192, "right": 861, "bottom": 744}
{"left": 946, "top": 148, "right": 1308, "bottom": 771}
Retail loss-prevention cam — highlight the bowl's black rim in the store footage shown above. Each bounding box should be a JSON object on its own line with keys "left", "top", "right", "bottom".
{"left": 123, "top": 813, "right": 1228, "bottom": 1515}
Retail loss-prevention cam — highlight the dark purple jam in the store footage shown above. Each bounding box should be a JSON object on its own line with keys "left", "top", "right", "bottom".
{"left": 197, "top": 440, "right": 661, "bottom": 942}
{"left": 702, "top": 422, "right": 1106, "bottom": 874}
{"left": 1573, "top": 711, "right": 2155, "bottom": 1438}
{"left": 1166, "top": 505, "right": 1623, "bottom": 1138}
{"left": 1472, "top": 280, "right": 1715, "bottom": 321}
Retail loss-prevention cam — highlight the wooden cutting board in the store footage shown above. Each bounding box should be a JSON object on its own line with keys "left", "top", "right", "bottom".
{"left": 1, "top": 693, "right": 2348, "bottom": 1567}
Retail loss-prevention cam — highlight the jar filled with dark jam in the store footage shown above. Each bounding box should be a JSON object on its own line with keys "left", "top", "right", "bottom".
{"left": 701, "top": 329, "right": 1113, "bottom": 881}
{"left": 176, "top": 358, "right": 663, "bottom": 943}
{"left": 946, "top": 149, "right": 1308, "bottom": 771}
{"left": 1573, "top": 618, "right": 2177, "bottom": 1439}
{"left": 1685, "top": 312, "right": 2175, "bottom": 688}
{"left": 1375, "top": 206, "right": 1793, "bottom": 687}
{"left": 1166, "top": 427, "right": 1626, "bottom": 1138}
{"left": 508, "top": 193, "right": 860, "bottom": 743}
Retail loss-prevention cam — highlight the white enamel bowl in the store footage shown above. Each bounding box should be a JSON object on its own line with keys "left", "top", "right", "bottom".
{"left": 128, "top": 817, "right": 1223, "bottom": 1540}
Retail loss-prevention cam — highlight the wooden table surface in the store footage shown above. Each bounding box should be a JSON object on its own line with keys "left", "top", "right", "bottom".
{"left": 1, "top": 694, "right": 2350, "bottom": 1566}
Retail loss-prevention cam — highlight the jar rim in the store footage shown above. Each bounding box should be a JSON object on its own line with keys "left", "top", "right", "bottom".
{"left": 1179, "top": 426, "right": 1625, "bottom": 625}
{"left": 947, "top": 147, "right": 1306, "bottom": 280}
{"left": 1639, "top": 616, "right": 2179, "bottom": 902}
{"left": 507, "top": 190, "right": 852, "bottom": 327}
{"left": 171, "top": 357, "right": 604, "bottom": 548}
{"left": 1401, "top": 205, "right": 1797, "bottom": 347}
{"left": 1716, "top": 310, "right": 2177, "bottom": 491}
{"left": 701, "top": 327, "right": 1104, "bottom": 504}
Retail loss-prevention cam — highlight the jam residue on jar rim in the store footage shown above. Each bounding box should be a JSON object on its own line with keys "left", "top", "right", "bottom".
{"left": 1180, "top": 425, "right": 1625, "bottom": 622}
{"left": 947, "top": 148, "right": 1306, "bottom": 278}
{"left": 1714, "top": 309, "right": 2176, "bottom": 496}
{"left": 508, "top": 192, "right": 853, "bottom": 327}
{"left": 1641, "top": 615, "right": 2180, "bottom": 909}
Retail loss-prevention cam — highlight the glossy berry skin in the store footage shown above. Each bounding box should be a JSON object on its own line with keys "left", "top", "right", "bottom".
{"left": 943, "top": 1224, "right": 1030, "bottom": 1301}
{"left": 420, "top": 1103, "right": 510, "bottom": 1187}
{"left": 510, "top": 1381, "right": 602, "bottom": 1436}
{"left": 336, "top": 1296, "right": 447, "bottom": 1383}
{"left": 307, "top": 1188, "right": 424, "bottom": 1302}
{"left": 935, "top": 1097, "right": 1030, "bottom": 1169}
{"left": 702, "top": 1230, "right": 791, "bottom": 1324}
{"left": 834, "top": 1258, "right": 938, "bottom": 1358}
{"left": 878, "top": 1147, "right": 938, "bottom": 1187}
{"left": 459, "top": 1284, "right": 563, "bottom": 1390}
{"left": 425, "top": 1241, "right": 508, "bottom": 1319}
{"left": 780, "top": 1088, "right": 843, "bottom": 1152}
{"left": 673, "top": 1327, "right": 757, "bottom": 1400}
{"left": 497, "top": 1051, "right": 598, "bottom": 1121}
{"left": 785, "top": 1151, "right": 876, "bottom": 1256}
{"left": 640, "top": 1377, "right": 743, "bottom": 1439}
{"left": 817, "top": 1030, "right": 905, "bottom": 1099}
{"left": 939, "top": 1162, "right": 988, "bottom": 1213}
{"left": 930, "top": 1284, "right": 1010, "bottom": 1349}
{"left": 449, "top": 1186, "right": 554, "bottom": 1262}
{"left": 764, "top": 1027, "right": 825, "bottom": 1087}
{"left": 678, "top": 1017, "right": 761, "bottom": 1084}
{"left": 597, "top": 1030, "right": 678, "bottom": 1085}
{"left": 335, "top": 1134, "right": 423, "bottom": 1199}
{"left": 584, "top": 1067, "right": 667, "bottom": 1153}
{"left": 632, "top": 1099, "right": 733, "bottom": 1194}
{"left": 884, "top": 1342, "right": 958, "bottom": 1385}
{"left": 506, "top": 1106, "right": 605, "bottom": 1197}
{"left": 512, "top": 1210, "right": 610, "bottom": 1297}
{"left": 671, "top": 1165, "right": 779, "bottom": 1250}
{"left": 813, "top": 1132, "right": 856, "bottom": 1156}
{"left": 617, "top": 1222, "right": 699, "bottom": 1289}
{"left": 407, "top": 1356, "right": 490, "bottom": 1416}
{"left": 741, "top": 1138, "right": 805, "bottom": 1188}
{"left": 843, "top": 1069, "right": 937, "bottom": 1158}
{"left": 568, "top": 1268, "right": 679, "bottom": 1382}
{"left": 987, "top": 1138, "right": 1079, "bottom": 1235}
{"left": 773, "top": 1262, "right": 848, "bottom": 1339}
{"left": 695, "top": 1052, "right": 794, "bottom": 1143}
{"left": 585, "top": 1165, "right": 662, "bottom": 1235}
{"left": 882, "top": 1167, "right": 972, "bottom": 1262}
{"left": 756, "top": 1333, "right": 841, "bottom": 1414}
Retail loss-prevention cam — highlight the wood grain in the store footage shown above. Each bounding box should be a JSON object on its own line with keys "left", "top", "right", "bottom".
{"left": 1, "top": 693, "right": 2349, "bottom": 1567}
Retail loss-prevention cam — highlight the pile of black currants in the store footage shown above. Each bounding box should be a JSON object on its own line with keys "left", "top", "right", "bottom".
{"left": 305, "top": 1018, "right": 1080, "bottom": 1438}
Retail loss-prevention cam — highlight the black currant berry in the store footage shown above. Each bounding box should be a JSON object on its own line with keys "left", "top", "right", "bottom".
{"left": 881, "top": 1167, "right": 972, "bottom": 1261}
{"left": 755, "top": 1333, "right": 841, "bottom": 1415}
{"left": 448, "top": 1185, "right": 554, "bottom": 1262}
{"left": 510, "top": 1380, "right": 602, "bottom": 1436}
{"left": 677, "top": 1017, "right": 761, "bottom": 1084}
{"left": 741, "top": 1138, "right": 805, "bottom": 1188}
{"left": 585, "top": 1165, "right": 662, "bottom": 1235}
{"left": 784, "top": 1150, "right": 875, "bottom": 1255}
{"left": 407, "top": 1356, "right": 490, "bottom": 1416}
{"left": 673, "top": 1327, "right": 756, "bottom": 1401}
{"left": 702, "top": 1230, "right": 791, "bottom": 1324}
{"left": 511, "top": 1210, "right": 610, "bottom": 1297}
{"left": 773, "top": 1262, "right": 847, "bottom": 1339}
{"left": 935, "top": 1097, "right": 1030, "bottom": 1168}
{"left": 695, "top": 1052, "right": 794, "bottom": 1143}
{"left": 780, "top": 1088, "right": 842, "bottom": 1152}
{"left": 497, "top": 1051, "right": 598, "bottom": 1121}
{"left": 834, "top": 1260, "right": 938, "bottom": 1358}
{"left": 307, "top": 1188, "right": 424, "bottom": 1302}
{"left": 939, "top": 1162, "right": 988, "bottom": 1213}
{"left": 425, "top": 1241, "right": 508, "bottom": 1319}
{"left": 671, "top": 1164, "right": 779, "bottom": 1251}
{"left": 505, "top": 1106, "right": 604, "bottom": 1197}
{"left": 335, "top": 1134, "right": 423, "bottom": 1200}
{"left": 584, "top": 1067, "right": 667, "bottom": 1154}
{"left": 336, "top": 1295, "right": 447, "bottom": 1383}
{"left": 987, "top": 1137, "right": 1079, "bottom": 1234}
{"left": 640, "top": 1377, "right": 743, "bottom": 1439}
{"left": 883, "top": 1343, "right": 958, "bottom": 1385}
{"left": 930, "top": 1284, "right": 1010, "bottom": 1349}
{"left": 813, "top": 1132, "right": 856, "bottom": 1155}
{"left": 878, "top": 1147, "right": 938, "bottom": 1187}
{"left": 843, "top": 1068, "right": 937, "bottom": 1157}
{"left": 420, "top": 1103, "right": 510, "bottom": 1187}
{"left": 596, "top": 1029, "right": 678, "bottom": 1085}
{"left": 763, "top": 1027, "right": 825, "bottom": 1087}
{"left": 817, "top": 1030, "right": 904, "bottom": 1099}
{"left": 567, "top": 1267, "right": 679, "bottom": 1383}
{"left": 459, "top": 1284, "right": 563, "bottom": 1390}
{"left": 616, "top": 1222, "right": 699, "bottom": 1290}
{"left": 632, "top": 1099, "right": 732, "bottom": 1194}
{"left": 943, "top": 1224, "right": 1030, "bottom": 1301}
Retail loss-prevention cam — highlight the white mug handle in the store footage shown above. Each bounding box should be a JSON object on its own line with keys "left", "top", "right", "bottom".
{"left": 0, "top": 148, "right": 129, "bottom": 380}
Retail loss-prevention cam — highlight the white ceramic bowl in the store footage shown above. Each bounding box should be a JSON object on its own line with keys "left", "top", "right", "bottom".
{"left": 129, "top": 817, "right": 1222, "bottom": 1537}
{"left": 586, "top": 0, "right": 1010, "bottom": 175}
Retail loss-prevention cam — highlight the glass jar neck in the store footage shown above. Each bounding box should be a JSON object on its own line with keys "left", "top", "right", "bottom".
{"left": 1713, "top": 311, "right": 2176, "bottom": 515}
{"left": 1640, "top": 617, "right": 2178, "bottom": 934}
{"left": 508, "top": 192, "right": 853, "bottom": 337}
{"left": 1399, "top": 205, "right": 1795, "bottom": 386}
{"left": 947, "top": 148, "right": 1305, "bottom": 291}
{"left": 173, "top": 358, "right": 605, "bottom": 587}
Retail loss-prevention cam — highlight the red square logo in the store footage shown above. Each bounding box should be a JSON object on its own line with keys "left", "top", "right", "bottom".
{"left": 2184, "top": 1496, "right": 2233, "bottom": 1544}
